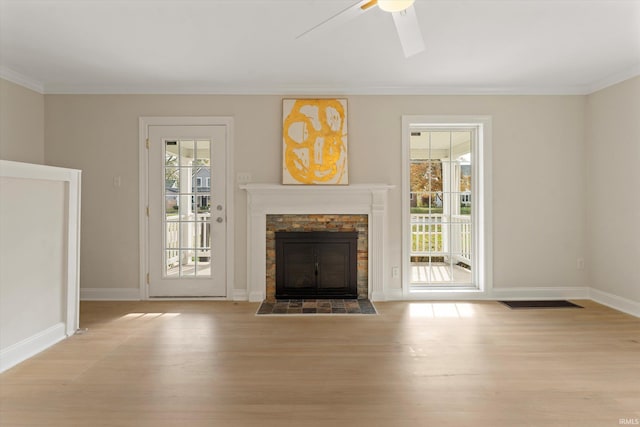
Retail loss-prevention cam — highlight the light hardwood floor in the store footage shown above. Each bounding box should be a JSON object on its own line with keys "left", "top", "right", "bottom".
{"left": 1, "top": 300, "right": 639, "bottom": 426}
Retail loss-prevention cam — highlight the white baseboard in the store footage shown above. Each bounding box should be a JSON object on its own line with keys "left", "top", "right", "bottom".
{"left": 233, "top": 289, "right": 248, "bottom": 301}
{"left": 489, "top": 286, "right": 589, "bottom": 301}
{"left": 0, "top": 322, "right": 67, "bottom": 373}
{"left": 248, "top": 291, "right": 265, "bottom": 302}
{"left": 80, "top": 285, "right": 638, "bottom": 317}
{"left": 589, "top": 288, "right": 640, "bottom": 318}
{"left": 80, "top": 287, "right": 141, "bottom": 301}
{"left": 370, "top": 290, "right": 388, "bottom": 301}
{"left": 379, "top": 288, "right": 404, "bottom": 301}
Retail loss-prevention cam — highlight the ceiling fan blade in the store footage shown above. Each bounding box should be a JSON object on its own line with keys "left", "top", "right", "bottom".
{"left": 296, "top": 0, "right": 377, "bottom": 40}
{"left": 391, "top": 5, "right": 425, "bottom": 57}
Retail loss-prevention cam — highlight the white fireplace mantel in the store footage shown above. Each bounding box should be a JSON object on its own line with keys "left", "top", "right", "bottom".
{"left": 240, "top": 183, "right": 393, "bottom": 302}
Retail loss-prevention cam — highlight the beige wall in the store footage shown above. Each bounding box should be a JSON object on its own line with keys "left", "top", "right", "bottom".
{"left": 1, "top": 74, "right": 634, "bottom": 304}
{"left": 44, "top": 94, "right": 588, "bottom": 295}
{"left": 0, "top": 79, "right": 45, "bottom": 164}
{"left": 586, "top": 76, "right": 640, "bottom": 303}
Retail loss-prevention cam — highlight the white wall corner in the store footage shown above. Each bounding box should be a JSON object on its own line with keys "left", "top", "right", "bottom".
{"left": 0, "top": 323, "right": 66, "bottom": 373}
{"left": 589, "top": 288, "right": 640, "bottom": 318}
{"left": 80, "top": 288, "right": 141, "bottom": 301}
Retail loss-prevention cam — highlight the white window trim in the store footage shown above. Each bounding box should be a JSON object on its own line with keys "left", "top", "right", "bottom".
{"left": 401, "top": 116, "right": 493, "bottom": 300}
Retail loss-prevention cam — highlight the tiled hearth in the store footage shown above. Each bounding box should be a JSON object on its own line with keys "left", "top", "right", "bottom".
{"left": 241, "top": 184, "right": 393, "bottom": 302}
{"left": 256, "top": 299, "right": 377, "bottom": 315}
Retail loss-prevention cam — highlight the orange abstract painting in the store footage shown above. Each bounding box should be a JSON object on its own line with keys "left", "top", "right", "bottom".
{"left": 282, "top": 99, "right": 348, "bottom": 185}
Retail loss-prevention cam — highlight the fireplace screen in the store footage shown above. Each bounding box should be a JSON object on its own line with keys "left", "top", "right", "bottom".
{"left": 275, "top": 232, "right": 357, "bottom": 299}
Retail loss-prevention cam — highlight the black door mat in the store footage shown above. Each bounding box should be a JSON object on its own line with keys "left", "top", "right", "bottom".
{"left": 256, "top": 299, "right": 377, "bottom": 315}
{"left": 499, "top": 300, "right": 583, "bottom": 309}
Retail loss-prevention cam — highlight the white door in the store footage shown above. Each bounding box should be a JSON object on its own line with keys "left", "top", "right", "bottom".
{"left": 148, "top": 125, "right": 227, "bottom": 297}
{"left": 407, "top": 127, "right": 475, "bottom": 288}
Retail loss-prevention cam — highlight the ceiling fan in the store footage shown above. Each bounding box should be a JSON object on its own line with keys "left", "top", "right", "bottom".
{"left": 297, "top": 0, "right": 425, "bottom": 58}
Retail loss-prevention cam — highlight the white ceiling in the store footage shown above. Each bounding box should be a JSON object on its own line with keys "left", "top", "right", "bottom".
{"left": 1, "top": 0, "right": 639, "bottom": 94}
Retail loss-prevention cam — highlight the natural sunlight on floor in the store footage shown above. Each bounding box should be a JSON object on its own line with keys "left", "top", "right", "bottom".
{"left": 408, "top": 302, "right": 475, "bottom": 318}
{"left": 120, "top": 312, "right": 182, "bottom": 320}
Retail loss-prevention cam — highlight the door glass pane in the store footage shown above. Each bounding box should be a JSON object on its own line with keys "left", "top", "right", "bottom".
{"left": 179, "top": 140, "right": 195, "bottom": 166}
{"left": 196, "top": 196, "right": 211, "bottom": 214}
{"left": 165, "top": 141, "right": 179, "bottom": 165}
{"left": 166, "top": 250, "right": 180, "bottom": 277}
{"left": 195, "top": 250, "right": 211, "bottom": 276}
{"left": 165, "top": 196, "right": 179, "bottom": 219}
{"left": 410, "top": 128, "right": 473, "bottom": 287}
{"left": 165, "top": 167, "right": 179, "bottom": 191}
{"left": 180, "top": 249, "right": 196, "bottom": 277}
{"left": 195, "top": 220, "right": 209, "bottom": 249}
{"left": 195, "top": 140, "right": 211, "bottom": 166}
{"left": 456, "top": 138, "right": 472, "bottom": 215}
{"left": 163, "top": 138, "right": 214, "bottom": 279}
{"left": 429, "top": 262, "right": 452, "bottom": 282}
{"left": 165, "top": 223, "right": 179, "bottom": 249}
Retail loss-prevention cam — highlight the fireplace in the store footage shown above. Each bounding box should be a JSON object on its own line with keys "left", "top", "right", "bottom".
{"left": 266, "top": 214, "right": 367, "bottom": 301}
{"left": 240, "top": 183, "right": 393, "bottom": 302}
{"left": 276, "top": 231, "right": 358, "bottom": 299}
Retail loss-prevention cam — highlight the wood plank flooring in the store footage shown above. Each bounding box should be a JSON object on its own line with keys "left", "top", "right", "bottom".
{"left": 1, "top": 300, "right": 639, "bottom": 426}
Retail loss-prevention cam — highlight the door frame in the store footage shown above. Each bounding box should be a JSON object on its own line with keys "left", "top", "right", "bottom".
{"left": 401, "top": 115, "right": 493, "bottom": 299}
{"left": 139, "top": 117, "right": 234, "bottom": 300}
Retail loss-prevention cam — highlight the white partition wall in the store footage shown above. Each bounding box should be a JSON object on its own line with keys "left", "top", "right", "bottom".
{"left": 0, "top": 160, "right": 81, "bottom": 372}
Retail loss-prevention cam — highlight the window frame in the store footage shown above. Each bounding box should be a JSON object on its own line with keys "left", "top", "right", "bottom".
{"left": 401, "top": 116, "right": 492, "bottom": 299}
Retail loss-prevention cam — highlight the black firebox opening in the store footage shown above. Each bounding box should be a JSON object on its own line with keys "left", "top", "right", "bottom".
{"left": 275, "top": 231, "right": 358, "bottom": 299}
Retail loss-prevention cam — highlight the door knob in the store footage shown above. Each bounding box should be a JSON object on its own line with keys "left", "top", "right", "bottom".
{"left": 216, "top": 217, "right": 224, "bottom": 223}
{"left": 216, "top": 205, "right": 223, "bottom": 211}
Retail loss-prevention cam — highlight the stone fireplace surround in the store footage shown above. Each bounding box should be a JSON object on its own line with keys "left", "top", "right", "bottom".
{"left": 241, "top": 184, "right": 393, "bottom": 302}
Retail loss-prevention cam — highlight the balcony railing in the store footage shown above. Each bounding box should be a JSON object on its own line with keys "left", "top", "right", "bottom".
{"left": 166, "top": 213, "right": 211, "bottom": 267}
{"left": 411, "top": 213, "right": 471, "bottom": 263}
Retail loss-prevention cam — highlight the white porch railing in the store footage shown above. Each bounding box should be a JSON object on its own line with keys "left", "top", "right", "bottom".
{"left": 411, "top": 214, "right": 443, "bottom": 254}
{"left": 166, "top": 213, "right": 211, "bottom": 266}
{"left": 411, "top": 213, "right": 471, "bottom": 263}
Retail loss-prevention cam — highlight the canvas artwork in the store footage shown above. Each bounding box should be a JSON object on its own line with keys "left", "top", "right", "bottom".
{"left": 282, "top": 98, "right": 348, "bottom": 185}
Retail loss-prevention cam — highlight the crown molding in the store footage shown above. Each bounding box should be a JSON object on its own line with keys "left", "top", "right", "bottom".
{"left": 586, "top": 63, "right": 640, "bottom": 94}
{"left": 3, "top": 66, "right": 637, "bottom": 96}
{"left": 0, "top": 66, "right": 44, "bottom": 94}
{"left": 41, "top": 83, "right": 594, "bottom": 96}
